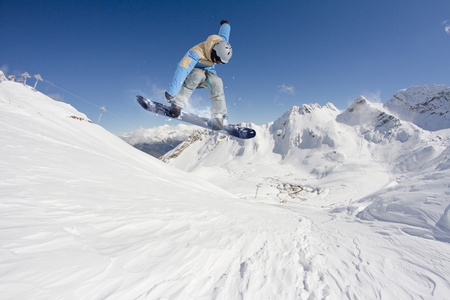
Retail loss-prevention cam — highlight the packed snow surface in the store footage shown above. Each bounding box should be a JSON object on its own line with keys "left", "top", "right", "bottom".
{"left": 1, "top": 74, "right": 450, "bottom": 299}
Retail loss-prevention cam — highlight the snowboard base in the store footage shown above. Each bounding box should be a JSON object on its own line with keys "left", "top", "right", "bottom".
{"left": 137, "top": 96, "right": 256, "bottom": 139}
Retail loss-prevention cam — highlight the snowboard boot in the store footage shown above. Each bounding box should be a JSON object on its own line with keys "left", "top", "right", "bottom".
{"left": 209, "top": 117, "right": 224, "bottom": 130}
{"left": 169, "top": 104, "right": 182, "bottom": 118}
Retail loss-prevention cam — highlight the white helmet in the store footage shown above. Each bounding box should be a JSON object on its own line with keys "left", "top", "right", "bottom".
{"left": 212, "top": 41, "right": 232, "bottom": 64}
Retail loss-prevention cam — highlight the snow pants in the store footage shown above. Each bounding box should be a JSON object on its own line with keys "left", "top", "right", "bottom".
{"left": 172, "top": 68, "right": 227, "bottom": 118}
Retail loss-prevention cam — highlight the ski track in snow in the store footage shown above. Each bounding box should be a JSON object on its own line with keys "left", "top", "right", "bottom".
{"left": 1, "top": 78, "right": 450, "bottom": 299}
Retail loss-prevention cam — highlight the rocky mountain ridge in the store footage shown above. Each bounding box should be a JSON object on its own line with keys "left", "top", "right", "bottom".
{"left": 384, "top": 84, "right": 450, "bottom": 131}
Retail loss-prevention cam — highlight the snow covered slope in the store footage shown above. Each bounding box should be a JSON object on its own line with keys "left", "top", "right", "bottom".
{"left": 1, "top": 75, "right": 450, "bottom": 299}
{"left": 0, "top": 77, "right": 301, "bottom": 299}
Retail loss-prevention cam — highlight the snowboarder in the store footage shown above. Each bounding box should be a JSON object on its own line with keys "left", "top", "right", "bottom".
{"left": 164, "top": 20, "right": 232, "bottom": 130}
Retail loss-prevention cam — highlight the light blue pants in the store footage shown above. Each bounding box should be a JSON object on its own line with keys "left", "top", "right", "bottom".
{"left": 172, "top": 68, "right": 227, "bottom": 118}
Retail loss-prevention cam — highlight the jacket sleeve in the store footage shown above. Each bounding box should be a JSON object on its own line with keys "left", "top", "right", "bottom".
{"left": 167, "top": 23, "right": 230, "bottom": 97}
{"left": 166, "top": 50, "right": 200, "bottom": 97}
{"left": 218, "top": 23, "right": 231, "bottom": 42}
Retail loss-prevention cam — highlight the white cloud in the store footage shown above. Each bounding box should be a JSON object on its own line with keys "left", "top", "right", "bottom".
{"left": 278, "top": 84, "right": 295, "bottom": 95}
{"left": 442, "top": 20, "right": 450, "bottom": 35}
{"left": 1, "top": 65, "right": 9, "bottom": 74}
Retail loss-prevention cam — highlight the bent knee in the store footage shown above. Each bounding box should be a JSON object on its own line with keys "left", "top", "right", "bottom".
{"left": 208, "top": 76, "right": 223, "bottom": 89}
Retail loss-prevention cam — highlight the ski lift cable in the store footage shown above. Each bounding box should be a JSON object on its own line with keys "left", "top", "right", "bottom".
{"left": 43, "top": 79, "right": 133, "bottom": 125}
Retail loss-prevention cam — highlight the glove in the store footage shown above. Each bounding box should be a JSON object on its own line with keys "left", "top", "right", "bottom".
{"left": 165, "top": 91, "right": 174, "bottom": 101}
{"left": 220, "top": 20, "right": 229, "bottom": 25}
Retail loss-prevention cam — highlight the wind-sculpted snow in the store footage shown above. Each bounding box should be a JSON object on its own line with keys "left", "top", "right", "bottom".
{"left": 1, "top": 74, "right": 450, "bottom": 299}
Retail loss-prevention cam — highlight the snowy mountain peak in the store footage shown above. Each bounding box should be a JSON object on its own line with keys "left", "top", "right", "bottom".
{"left": 324, "top": 102, "right": 339, "bottom": 111}
{"left": 284, "top": 103, "right": 338, "bottom": 117}
{"left": 340, "top": 95, "right": 399, "bottom": 126}
{"left": 384, "top": 84, "right": 450, "bottom": 131}
{"left": 276, "top": 103, "right": 339, "bottom": 127}
{"left": 298, "top": 103, "right": 322, "bottom": 114}
{"left": 337, "top": 96, "right": 410, "bottom": 143}
{"left": 351, "top": 95, "right": 369, "bottom": 107}
{"left": 391, "top": 84, "right": 449, "bottom": 106}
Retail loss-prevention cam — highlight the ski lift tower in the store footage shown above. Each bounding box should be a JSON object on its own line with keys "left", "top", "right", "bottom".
{"left": 33, "top": 74, "right": 43, "bottom": 89}
{"left": 97, "top": 106, "right": 106, "bottom": 124}
{"left": 22, "top": 72, "right": 30, "bottom": 86}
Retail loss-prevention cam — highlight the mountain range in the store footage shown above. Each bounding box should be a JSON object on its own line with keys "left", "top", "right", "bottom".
{"left": 138, "top": 84, "right": 450, "bottom": 239}
{"left": 119, "top": 124, "right": 203, "bottom": 158}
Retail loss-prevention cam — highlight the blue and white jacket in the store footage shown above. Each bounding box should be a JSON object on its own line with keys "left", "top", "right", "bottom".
{"left": 167, "top": 23, "right": 231, "bottom": 97}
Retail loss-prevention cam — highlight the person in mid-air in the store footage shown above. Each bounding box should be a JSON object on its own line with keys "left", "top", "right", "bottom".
{"left": 164, "top": 20, "right": 232, "bottom": 130}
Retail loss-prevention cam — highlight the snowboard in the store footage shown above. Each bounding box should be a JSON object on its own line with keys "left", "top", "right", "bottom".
{"left": 136, "top": 95, "right": 256, "bottom": 139}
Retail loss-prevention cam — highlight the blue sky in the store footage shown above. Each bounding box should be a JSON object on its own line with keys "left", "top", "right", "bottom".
{"left": 2, "top": 0, "right": 449, "bottom": 133}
